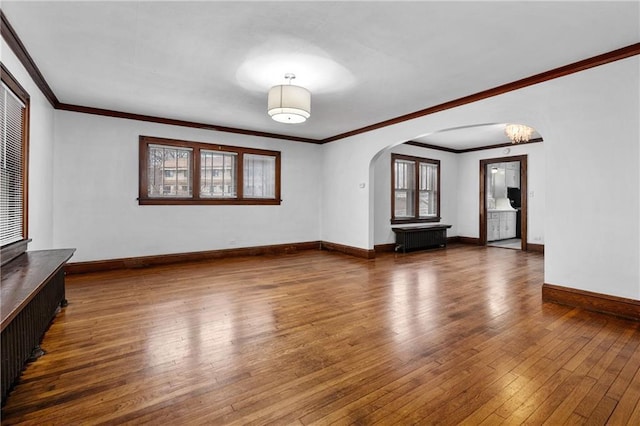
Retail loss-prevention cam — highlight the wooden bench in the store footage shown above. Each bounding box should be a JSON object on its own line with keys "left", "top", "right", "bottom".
{"left": 1, "top": 249, "right": 75, "bottom": 405}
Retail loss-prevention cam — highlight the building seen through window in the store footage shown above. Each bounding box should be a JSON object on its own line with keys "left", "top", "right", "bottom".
{"left": 139, "top": 136, "right": 280, "bottom": 205}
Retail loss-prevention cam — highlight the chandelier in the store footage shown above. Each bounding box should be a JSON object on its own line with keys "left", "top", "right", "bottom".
{"left": 505, "top": 124, "right": 534, "bottom": 144}
{"left": 267, "top": 73, "right": 311, "bottom": 124}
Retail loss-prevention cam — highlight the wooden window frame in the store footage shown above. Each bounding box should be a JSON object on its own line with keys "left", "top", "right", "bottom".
{"left": 138, "top": 136, "right": 281, "bottom": 205}
{"left": 391, "top": 153, "right": 441, "bottom": 224}
{"left": 0, "top": 63, "right": 30, "bottom": 247}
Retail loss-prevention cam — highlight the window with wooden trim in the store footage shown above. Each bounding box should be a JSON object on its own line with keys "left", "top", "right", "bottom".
{"left": 1, "top": 65, "right": 29, "bottom": 248}
{"left": 139, "top": 136, "right": 281, "bottom": 205}
{"left": 391, "top": 153, "right": 440, "bottom": 224}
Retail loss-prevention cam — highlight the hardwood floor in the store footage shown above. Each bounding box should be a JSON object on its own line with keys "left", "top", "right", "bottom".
{"left": 2, "top": 245, "right": 639, "bottom": 424}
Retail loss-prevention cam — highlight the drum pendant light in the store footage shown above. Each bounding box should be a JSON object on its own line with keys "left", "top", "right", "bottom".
{"left": 268, "top": 73, "right": 311, "bottom": 124}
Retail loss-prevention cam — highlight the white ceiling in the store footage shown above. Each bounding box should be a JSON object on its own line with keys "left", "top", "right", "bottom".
{"left": 2, "top": 1, "right": 638, "bottom": 148}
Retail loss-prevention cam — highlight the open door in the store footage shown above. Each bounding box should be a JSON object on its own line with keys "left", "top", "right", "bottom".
{"left": 479, "top": 155, "right": 528, "bottom": 251}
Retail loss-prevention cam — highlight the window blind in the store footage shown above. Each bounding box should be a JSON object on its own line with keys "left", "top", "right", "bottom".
{"left": 0, "top": 82, "right": 26, "bottom": 247}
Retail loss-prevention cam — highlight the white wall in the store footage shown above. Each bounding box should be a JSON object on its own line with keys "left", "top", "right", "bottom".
{"left": 322, "top": 87, "right": 548, "bottom": 251}
{"left": 373, "top": 144, "right": 458, "bottom": 245}
{"left": 456, "top": 142, "right": 545, "bottom": 243}
{"left": 1, "top": 39, "right": 56, "bottom": 250}
{"left": 52, "top": 111, "right": 322, "bottom": 262}
{"left": 7, "top": 35, "right": 637, "bottom": 300}
{"left": 321, "top": 57, "right": 639, "bottom": 300}
{"left": 544, "top": 57, "right": 639, "bottom": 300}
{"left": 372, "top": 139, "right": 542, "bottom": 247}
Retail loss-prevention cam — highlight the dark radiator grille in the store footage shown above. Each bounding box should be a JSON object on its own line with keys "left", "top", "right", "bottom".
{"left": 1, "top": 269, "right": 65, "bottom": 405}
{"left": 392, "top": 225, "right": 451, "bottom": 253}
{"left": 403, "top": 229, "right": 446, "bottom": 250}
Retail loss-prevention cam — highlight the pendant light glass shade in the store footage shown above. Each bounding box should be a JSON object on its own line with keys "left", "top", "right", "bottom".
{"left": 268, "top": 84, "right": 311, "bottom": 124}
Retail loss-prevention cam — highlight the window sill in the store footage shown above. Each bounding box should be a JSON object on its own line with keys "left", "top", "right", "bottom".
{"left": 391, "top": 217, "right": 441, "bottom": 225}
{"left": 138, "top": 198, "right": 281, "bottom": 206}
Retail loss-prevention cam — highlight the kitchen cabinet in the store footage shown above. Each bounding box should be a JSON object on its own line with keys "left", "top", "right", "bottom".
{"left": 506, "top": 162, "right": 520, "bottom": 188}
{"left": 488, "top": 213, "right": 499, "bottom": 241}
{"left": 487, "top": 210, "right": 516, "bottom": 241}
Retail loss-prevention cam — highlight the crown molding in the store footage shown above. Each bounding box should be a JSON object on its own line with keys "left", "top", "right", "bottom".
{"left": 457, "top": 137, "right": 544, "bottom": 153}
{"left": 0, "top": 62, "right": 30, "bottom": 103}
{"left": 1, "top": 11, "right": 322, "bottom": 144}
{"left": 56, "top": 103, "right": 323, "bottom": 144}
{"left": 2, "top": 10, "right": 638, "bottom": 146}
{"left": 320, "top": 43, "right": 640, "bottom": 143}
{"left": 1, "top": 10, "right": 58, "bottom": 108}
{"left": 406, "top": 138, "right": 544, "bottom": 154}
{"left": 404, "top": 141, "right": 460, "bottom": 153}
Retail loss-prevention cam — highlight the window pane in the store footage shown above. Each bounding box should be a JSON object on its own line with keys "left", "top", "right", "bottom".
{"left": 394, "top": 159, "right": 415, "bottom": 217}
{"left": 394, "top": 190, "right": 415, "bottom": 218}
{"left": 394, "top": 159, "right": 415, "bottom": 190}
{"left": 419, "top": 191, "right": 436, "bottom": 216}
{"left": 147, "top": 145, "right": 192, "bottom": 198}
{"left": 200, "top": 150, "right": 237, "bottom": 198}
{"left": 243, "top": 154, "right": 276, "bottom": 198}
{"left": 419, "top": 162, "right": 437, "bottom": 217}
{"left": 392, "top": 155, "right": 440, "bottom": 222}
{"left": 140, "top": 137, "right": 281, "bottom": 205}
